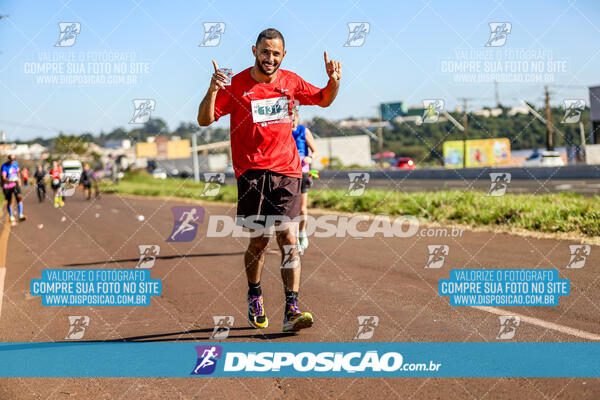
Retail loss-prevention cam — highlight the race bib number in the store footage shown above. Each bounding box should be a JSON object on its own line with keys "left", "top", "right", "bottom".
{"left": 251, "top": 97, "right": 289, "bottom": 123}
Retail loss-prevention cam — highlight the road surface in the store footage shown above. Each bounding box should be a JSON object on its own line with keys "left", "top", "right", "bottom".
{"left": 218, "top": 176, "right": 600, "bottom": 195}
{"left": 0, "top": 186, "right": 598, "bottom": 399}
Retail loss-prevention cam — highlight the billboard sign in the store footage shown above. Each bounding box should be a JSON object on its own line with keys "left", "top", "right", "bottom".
{"left": 443, "top": 138, "right": 511, "bottom": 168}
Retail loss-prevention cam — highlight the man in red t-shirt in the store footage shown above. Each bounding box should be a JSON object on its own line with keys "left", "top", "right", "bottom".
{"left": 198, "top": 28, "right": 341, "bottom": 333}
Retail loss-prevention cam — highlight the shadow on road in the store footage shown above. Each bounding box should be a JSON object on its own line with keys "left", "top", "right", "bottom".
{"left": 62, "top": 251, "right": 246, "bottom": 267}
{"left": 72, "top": 327, "right": 296, "bottom": 342}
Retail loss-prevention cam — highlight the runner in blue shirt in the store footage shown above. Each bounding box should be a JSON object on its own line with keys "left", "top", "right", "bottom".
{"left": 291, "top": 107, "right": 318, "bottom": 252}
{"left": 1, "top": 154, "right": 26, "bottom": 222}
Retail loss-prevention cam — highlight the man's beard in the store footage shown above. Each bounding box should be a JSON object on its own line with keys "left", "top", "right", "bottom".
{"left": 256, "top": 59, "right": 280, "bottom": 76}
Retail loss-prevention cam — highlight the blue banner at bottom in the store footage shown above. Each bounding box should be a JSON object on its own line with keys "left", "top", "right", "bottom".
{"left": 0, "top": 342, "right": 598, "bottom": 377}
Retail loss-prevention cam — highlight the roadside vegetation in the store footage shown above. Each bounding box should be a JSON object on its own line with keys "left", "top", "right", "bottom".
{"left": 100, "top": 171, "right": 600, "bottom": 238}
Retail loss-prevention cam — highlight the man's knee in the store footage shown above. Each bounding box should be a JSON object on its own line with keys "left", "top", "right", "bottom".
{"left": 248, "top": 236, "right": 270, "bottom": 253}
{"left": 277, "top": 228, "right": 297, "bottom": 245}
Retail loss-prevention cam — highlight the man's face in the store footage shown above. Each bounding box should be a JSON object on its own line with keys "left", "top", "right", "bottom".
{"left": 8, "top": 155, "right": 15, "bottom": 163}
{"left": 252, "top": 38, "right": 286, "bottom": 76}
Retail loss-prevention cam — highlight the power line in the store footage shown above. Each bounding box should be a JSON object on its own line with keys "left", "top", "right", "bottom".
{"left": 0, "top": 119, "right": 76, "bottom": 134}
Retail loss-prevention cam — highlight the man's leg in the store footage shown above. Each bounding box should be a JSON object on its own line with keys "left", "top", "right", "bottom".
{"left": 15, "top": 185, "right": 25, "bottom": 220}
{"left": 15, "top": 194, "right": 25, "bottom": 219}
{"left": 52, "top": 187, "right": 59, "bottom": 207}
{"left": 245, "top": 235, "right": 269, "bottom": 284}
{"left": 276, "top": 222, "right": 313, "bottom": 332}
{"left": 276, "top": 223, "right": 301, "bottom": 292}
{"left": 4, "top": 190, "right": 14, "bottom": 221}
{"left": 245, "top": 234, "right": 270, "bottom": 329}
{"left": 298, "top": 193, "right": 309, "bottom": 251}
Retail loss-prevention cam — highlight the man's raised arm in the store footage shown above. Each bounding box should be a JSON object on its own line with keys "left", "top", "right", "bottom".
{"left": 197, "top": 60, "right": 228, "bottom": 126}
{"left": 318, "top": 51, "right": 342, "bottom": 108}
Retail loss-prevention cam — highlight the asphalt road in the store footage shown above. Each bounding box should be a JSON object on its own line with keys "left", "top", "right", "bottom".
{"left": 312, "top": 178, "right": 600, "bottom": 195}
{"left": 218, "top": 176, "right": 600, "bottom": 195}
{"left": 0, "top": 186, "right": 598, "bottom": 399}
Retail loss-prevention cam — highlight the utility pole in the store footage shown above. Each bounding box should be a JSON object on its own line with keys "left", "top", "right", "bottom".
{"left": 191, "top": 133, "right": 200, "bottom": 182}
{"left": 579, "top": 121, "right": 586, "bottom": 163}
{"left": 458, "top": 98, "right": 470, "bottom": 169}
{"left": 377, "top": 105, "right": 384, "bottom": 167}
{"left": 545, "top": 86, "right": 554, "bottom": 151}
{"left": 494, "top": 80, "right": 500, "bottom": 107}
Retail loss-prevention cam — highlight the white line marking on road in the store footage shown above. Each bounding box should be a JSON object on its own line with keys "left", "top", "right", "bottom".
{"left": 0, "top": 211, "right": 11, "bottom": 321}
{"left": 472, "top": 306, "right": 600, "bottom": 341}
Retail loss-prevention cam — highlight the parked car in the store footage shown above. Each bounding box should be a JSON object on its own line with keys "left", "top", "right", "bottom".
{"left": 151, "top": 168, "right": 167, "bottom": 179}
{"left": 179, "top": 168, "right": 193, "bottom": 179}
{"left": 522, "top": 151, "right": 565, "bottom": 167}
{"left": 167, "top": 168, "right": 180, "bottom": 178}
{"left": 395, "top": 157, "right": 415, "bottom": 170}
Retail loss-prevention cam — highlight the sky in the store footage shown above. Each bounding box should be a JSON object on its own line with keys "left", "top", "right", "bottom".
{"left": 1, "top": 0, "right": 599, "bottom": 141}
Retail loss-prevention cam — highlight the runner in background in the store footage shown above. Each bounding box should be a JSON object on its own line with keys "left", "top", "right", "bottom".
{"left": 34, "top": 165, "right": 46, "bottom": 203}
{"left": 291, "top": 107, "right": 318, "bottom": 252}
{"left": 50, "top": 161, "right": 64, "bottom": 208}
{"left": 80, "top": 163, "right": 95, "bottom": 200}
{"left": 21, "top": 168, "right": 29, "bottom": 187}
{"left": 1, "top": 154, "right": 26, "bottom": 222}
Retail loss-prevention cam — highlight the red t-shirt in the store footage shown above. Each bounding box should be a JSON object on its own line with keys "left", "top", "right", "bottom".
{"left": 214, "top": 68, "right": 324, "bottom": 178}
{"left": 50, "top": 167, "right": 62, "bottom": 180}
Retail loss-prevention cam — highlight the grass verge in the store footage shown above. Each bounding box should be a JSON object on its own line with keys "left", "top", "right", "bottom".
{"left": 100, "top": 171, "right": 600, "bottom": 238}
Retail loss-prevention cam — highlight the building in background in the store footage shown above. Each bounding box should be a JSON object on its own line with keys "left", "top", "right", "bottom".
{"left": 312, "top": 135, "right": 372, "bottom": 169}
{"left": 589, "top": 86, "right": 600, "bottom": 144}
{"left": 0, "top": 142, "right": 48, "bottom": 160}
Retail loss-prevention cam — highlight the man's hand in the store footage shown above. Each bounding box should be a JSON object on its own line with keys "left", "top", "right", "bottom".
{"left": 324, "top": 51, "right": 342, "bottom": 82}
{"left": 198, "top": 60, "right": 226, "bottom": 126}
{"left": 209, "top": 59, "right": 229, "bottom": 93}
{"left": 318, "top": 51, "right": 341, "bottom": 107}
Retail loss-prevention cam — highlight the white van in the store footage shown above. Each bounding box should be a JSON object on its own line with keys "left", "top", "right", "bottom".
{"left": 62, "top": 159, "right": 83, "bottom": 181}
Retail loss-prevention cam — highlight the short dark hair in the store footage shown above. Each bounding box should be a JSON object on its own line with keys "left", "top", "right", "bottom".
{"left": 256, "top": 28, "right": 285, "bottom": 48}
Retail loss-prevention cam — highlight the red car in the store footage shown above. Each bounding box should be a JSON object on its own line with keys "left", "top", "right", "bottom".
{"left": 395, "top": 157, "right": 415, "bottom": 170}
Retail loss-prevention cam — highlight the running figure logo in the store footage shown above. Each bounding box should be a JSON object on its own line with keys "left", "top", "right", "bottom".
{"left": 55, "top": 22, "right": 81, "bottom": 47}
{"left": 354, "top": 316, "right": 379, "bottom": 340}
{"left": 210, "top": 316, "right": 234, "bottom": 339}
{"left": 167, "top": 206, "right": 204, "bottom": 242}
{"left": 561, "top": 99, "right": 586, "bottom": 124}
{"left": 199, "top": 22, "right": 225, "bottom": 47}
{"left": 200, "top": 173, "right": 225, "bottom": 196}
{"left": 485, "top": 22, "right": 511, "bottom": 47}
{"left": 65, "top": 316, "right": 90, "bottom": 340}
{"left": 129, "top": 99, "right": 156, "bottom": 124}
{"left": 422, "top": 99, "right": 445, "bottom": 123}
{"left": 346, "top": 173, "right": 370, "bottom": 197}
{"left": 496, "top": 315, "right": 520, "bottom": 340}
{"left": 191, "top": 345, "right": 222, "bottom": 375}
{"left": 281, "top": 245, "right": 300, "bottom": 269}
{"left": 487, "top": 173, "right": 511, "bottom": 197}
{"left": 344, "top": 22, "right": 370, "bottom": 47}
{"left": 61, "top": 174, "right": 79, "bottom": 197}
{"left": 136, "top": 245, "right": 160, "bottom": 269}
{"left": 566, "top": 244, "right": 590, "bottom": 269}
{"left": 425, "top": 245, "right": 449, "bottom": 269}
